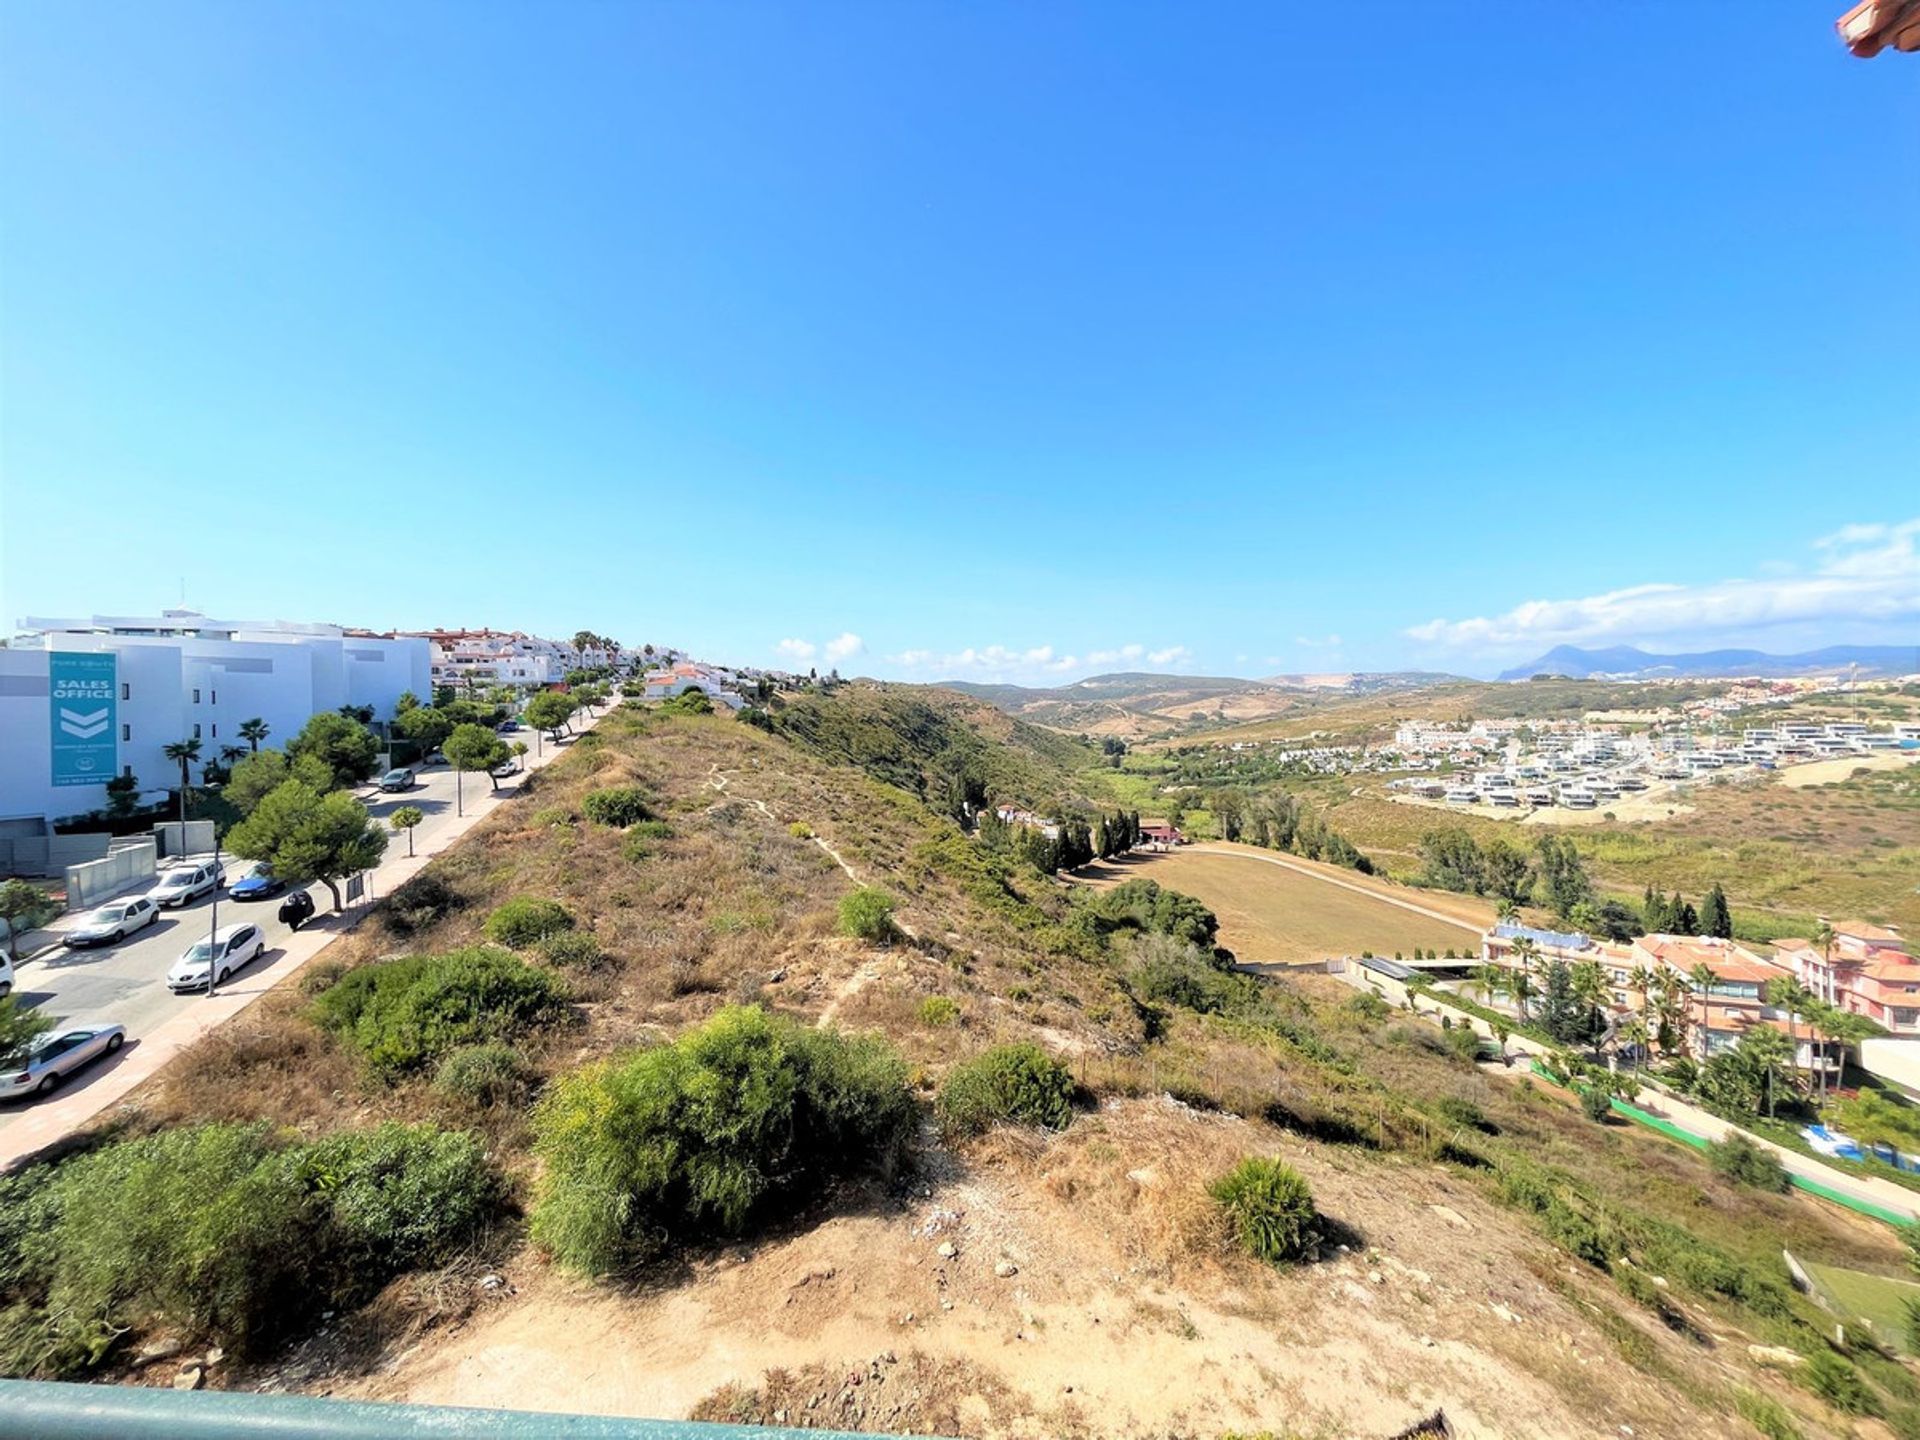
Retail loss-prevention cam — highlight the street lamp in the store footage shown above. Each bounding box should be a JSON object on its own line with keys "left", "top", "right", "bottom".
{"left": 206, "top": 825, "right": 221, "bottom": 1000}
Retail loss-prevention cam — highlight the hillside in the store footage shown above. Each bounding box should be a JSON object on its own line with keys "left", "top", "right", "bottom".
{"left": 1498, "top": 643, "right": 1919, "bottom": 682}
{"left": 945, "top": 670, "right": 1460, "bottom": 742}
{"left": 0, "top": 691, "right": 1909, "bottom": 1438}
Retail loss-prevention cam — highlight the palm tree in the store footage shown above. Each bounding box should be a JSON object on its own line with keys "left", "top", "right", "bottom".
{"left": 238, "top": 717, "right": 270, "bottom": 753}
{"left": 1508, "top": 969, "right": 1537, "bottom": 1025}
{"left": 1763, "top": 975, "right": 1812, "bottom": 1102}
{"left": 1632, "top": 964, "right": 1656, "bottom": 1050}
{"left": 1654, "top": 969, "right": 1690, "bottom": 1058}
{"left": 218, "top": 744, "right": 247, "bottom": 767}
{"left": 1739, "top": 1025, "right": 1793, "bottom": 1119}
{"left": 1689, "top": 962, "right": 1718, "bottom": 1061}
{"left": 161, "top": 738, "right": 202, "bottom": 825}
{"left": 1572, "top": 959, "right": 1609, "bottom": 1056}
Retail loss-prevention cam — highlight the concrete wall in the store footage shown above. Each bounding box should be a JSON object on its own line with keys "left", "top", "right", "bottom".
{"left": 0, "top": 832, "right": 112, "bottom": 880}
{"left": 152, "top": 820, "right": 216, "bottom": 858}
{"left": 66, "top": 837, "right": 157, "bottom": 908}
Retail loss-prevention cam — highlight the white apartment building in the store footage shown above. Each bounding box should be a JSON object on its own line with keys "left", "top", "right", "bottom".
{"left": 402, "top": 629, "right": 611, "bottom": 691}
{"left": 2, "top": 611, "right": 429, "bottom": 829}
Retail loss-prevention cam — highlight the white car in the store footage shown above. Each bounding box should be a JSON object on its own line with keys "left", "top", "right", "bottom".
{"left": 0, "top": 954, "right": 12, "bottom": 999}
{"left": 167, "top": 923, "right": 266, "bottom": 992}
{"left": 65, "top": 896, "right": 160, "bottom": 949}
{"left": 150, "top": 861, "right": 223, "bottom": 909}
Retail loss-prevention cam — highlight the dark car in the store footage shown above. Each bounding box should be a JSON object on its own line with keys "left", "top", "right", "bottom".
{"left": 379, "top": 767, "right": 415, "bottom": 792}
{"left": 229, "top": 865, "right": 286, "bottom": 901}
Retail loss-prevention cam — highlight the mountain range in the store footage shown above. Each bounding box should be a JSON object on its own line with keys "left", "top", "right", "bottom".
{"left": 1496, "top": 644, "right": 1919, "bottom": 682}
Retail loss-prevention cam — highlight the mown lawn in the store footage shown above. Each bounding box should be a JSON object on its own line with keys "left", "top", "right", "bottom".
{"left": 1074, "top": 847, "right": 1482, "bottom": 966}
{"left": 1803, "top": 1259, "right": 1920, "bottom": 1353}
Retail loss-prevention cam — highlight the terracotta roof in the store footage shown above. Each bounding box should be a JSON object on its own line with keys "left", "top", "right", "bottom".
{"left": 1838, "top": 0, "right": 1920, "bottom": 55}
{"left": 1835, "top": 919, "right": 1905, "bottom": 946}
{"left": 1636, "top": 935, "right": 1783, "bottom": 983}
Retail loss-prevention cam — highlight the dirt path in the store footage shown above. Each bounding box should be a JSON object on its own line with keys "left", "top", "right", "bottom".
{"left": 706, "top": 764, "right": 912, "bottom": 1027}
{"left": 1184, "top": 844, "right": 1485, "bottom": 937}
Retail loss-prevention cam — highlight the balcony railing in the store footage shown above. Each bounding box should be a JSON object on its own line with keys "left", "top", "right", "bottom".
{"left": 0, "top": 1380, "right": 944, "bottom": 1440}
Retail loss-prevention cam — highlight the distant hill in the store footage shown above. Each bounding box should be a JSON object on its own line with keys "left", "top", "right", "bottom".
{"left": 942, "top": 669, "right": 1458, "bottom": 738}
{"left": 1498, "top": 644, "right": 1919, "bottom": 682}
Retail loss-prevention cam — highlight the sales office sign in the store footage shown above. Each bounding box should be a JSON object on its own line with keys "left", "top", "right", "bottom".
{"left": 50, "top": 652, "right": 118, "bottom": 786}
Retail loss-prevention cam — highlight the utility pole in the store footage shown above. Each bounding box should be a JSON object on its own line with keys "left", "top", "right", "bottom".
{"left": 206, "top": 828, "right": 220, "bottom": 999}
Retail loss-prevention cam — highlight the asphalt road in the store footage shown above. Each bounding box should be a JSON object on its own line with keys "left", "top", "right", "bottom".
{"left": 0, "top": 746, "right": 539, "bottom": 1127}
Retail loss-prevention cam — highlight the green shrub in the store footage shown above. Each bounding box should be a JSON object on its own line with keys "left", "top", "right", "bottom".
{"left": 1708, "top": 1134, "right": 1790, "bottom": 1193}
{"left": 538, "top": 930, "right": 608, "bottom": 972}
{"left": 1579, "top": 1087, "right": 1613, "bottom": 1123}
{"left": 434, "top": 1043, "right": 535, "bottom": 1108}
{"left": 937, "top": 1043, "right": 1074, "bottom": 1138}
{"left": 1346, "top": 992, "right": 1389, "bottom": 1023}
{"left": 290, "top": 1124, "right": 495, "bottom": 1267}
{"left": 582, "top": 786, "right": 652, "bottom": 828}
{"left": 484, "top": 898, "right": 575, "bottom": 948}
{"left": 1802, "top": 1347, "right": 1877, "bottom": 1415}
{"left": 1208, "top": 1157, "right": 1319, "bottom": 1265}
{"left": 1434, "top": 1097, "right": 1489, "bottom": 1132}
{"left": 312, "top": 946, "right": 569, "bottom": 1078}
{"left": 918, "top": 996, "right": 961, "bottom": 1027}
{"left": 1444, "top": 1025, "right": 1484, "bottom": 1064}
{"left": 788, "top": 821, "right": 814, "bottom": 839}
{"left": 659, "top": 688, "right": 713, "bottom": 716}
{"left": 4, "top": 1121, "right": 492, "bottom": 1364}
{"left": 530, "top": 804, "right": 576, "bottom": 828}
{"left": 530, "top": 1006, "right": 913, "bottom": 1274}
{"left": 631, "top": 819, "right": 674, "bottom": 839}
{"left": 1075, "top": 879, "right": 1218, "bottom": 948}
{"left": 837, "top": 887, "right": 897, "bottom": 942}
{"left": 1733, "top": 1388, "right": 1805, "bottom": 1440}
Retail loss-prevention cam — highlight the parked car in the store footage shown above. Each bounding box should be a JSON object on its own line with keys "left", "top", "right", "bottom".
{"left": 379, "top": 767, "right": 415, "bottom": 793}
{"left": 491, "top": 761, "right": 519, "bottom": 779}
{"left": 496, "top": 719, "right": 521, "bottom": 733}
{"left": 167, "top": 923, "right": 266, "bottom": 992}
{"left": 420, "top": 750, "right": 446, "bottom": 767}
{"left": 150, "top": 861, "right": 223, "bottom": 909}
{"left": 65, "top": 896, "right": 160, "bottom": 948}
{"left": 228, "top": 865, "right": 286, "bottom": 901}
{"left": 0, "top": 954, "right": 13, "bottom": 999}
{"left": 0, "top": 1023, "right": 126, "bottom": 1100}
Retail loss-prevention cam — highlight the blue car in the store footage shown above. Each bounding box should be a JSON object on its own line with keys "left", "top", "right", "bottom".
{"left": 229, "top": 866, "right": 286, "bottom": 901}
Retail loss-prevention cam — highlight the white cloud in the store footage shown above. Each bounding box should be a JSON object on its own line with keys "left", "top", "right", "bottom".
{"left": 1406, "top": 518, "right": 1920, "bottom": 655}
{"left": 823, "top": 632, "right": 866, "bottom": 662}
{"left": 1294, "top": 634, "right": 1343, "bottom": 650}
{"left": 775, "top": 638, "right": 816, "bottom": 662}
{"left": 886, "top": 641, "right": 1194, "bottom": 684}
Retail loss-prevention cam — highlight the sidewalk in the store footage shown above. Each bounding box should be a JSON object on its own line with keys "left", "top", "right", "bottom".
{"left": 0, "top": 712, "right": 603, "bottom": 1171}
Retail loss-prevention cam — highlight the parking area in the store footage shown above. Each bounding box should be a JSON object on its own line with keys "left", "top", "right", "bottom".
{"left": 0, "top": 731, "right": 576, "bottom": 1143}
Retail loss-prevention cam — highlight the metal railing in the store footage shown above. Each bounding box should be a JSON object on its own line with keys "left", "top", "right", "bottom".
{"left": 0, "top": 1380, "right": 946, "bottom": 1440}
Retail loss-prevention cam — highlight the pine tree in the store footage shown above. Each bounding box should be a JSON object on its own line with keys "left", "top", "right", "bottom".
{"left": 1700, "top": 884, "right": 1733, "bottom": 940}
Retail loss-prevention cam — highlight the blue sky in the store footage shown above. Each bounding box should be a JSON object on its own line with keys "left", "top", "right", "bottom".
{"left": 2, "top": 2, "right": 1915, "bottom": 683}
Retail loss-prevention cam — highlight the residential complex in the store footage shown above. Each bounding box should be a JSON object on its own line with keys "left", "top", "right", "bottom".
{"left": 1477, "top": 921, "right": 1843, "bottom": 1077}
{"left": 395, "top": 628, "right": 617, "bottom": 691}
{"left": 1, "top": 611, "right": 430, "bottom": 831}
{"left": 1778, "top": 922, "right": 1920, "bottom": 1038}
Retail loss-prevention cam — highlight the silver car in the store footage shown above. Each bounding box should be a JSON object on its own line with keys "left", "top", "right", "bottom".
{"left": 0, "top": 1023, "right": 126, "bottom": 1100}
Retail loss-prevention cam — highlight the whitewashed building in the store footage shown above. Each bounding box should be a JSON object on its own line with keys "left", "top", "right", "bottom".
{"left": 2, "top": 611, "right": 429, "bottom": 828}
